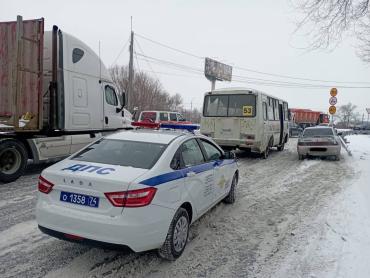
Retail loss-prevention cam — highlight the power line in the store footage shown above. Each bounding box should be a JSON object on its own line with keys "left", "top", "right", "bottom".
{"left": 135, "top": 52, "right": 204, "bottom": 74}
{"left": 136, "top": 33, "right": 370, "bottom": 85}
{"left": 136, "top": 53, "right": 370, "bottom": 88}
{"left": 138, "top": 68, "right": 205, "bottom": 79}
{"left": 111, "top": 36, "right": 130, "bottom": 66}
{"left": 134, "top": 37, "right": 160, "bottom": 80}
{"left": 233, "top": 65, "right": 370, "bottom": 85}
{"left": 136, "top": 33, "right": 204, "bottom": 59}
{"left": 232, "top": 78, "right": 370, "bottom": 89}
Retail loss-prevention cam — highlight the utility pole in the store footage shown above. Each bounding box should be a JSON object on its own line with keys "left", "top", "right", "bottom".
{"left": 128, "top": 17, "right": 134, "bottom": 110}
{"left": 190, "top": 100, "right": 193, "bottom": 122}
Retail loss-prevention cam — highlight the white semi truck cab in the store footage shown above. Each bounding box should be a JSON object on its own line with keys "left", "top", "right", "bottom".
{"left": 0, "top": 16, "right": 132, "bottom": 183}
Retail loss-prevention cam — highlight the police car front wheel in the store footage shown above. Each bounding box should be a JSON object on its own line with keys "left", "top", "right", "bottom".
{"left": 158, "top": 208, "right": 189, "bottom": 261}
{"left": 223, "top": 173, "right": 237, "bottom": 204}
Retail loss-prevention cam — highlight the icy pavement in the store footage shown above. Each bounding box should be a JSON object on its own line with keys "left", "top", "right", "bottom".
{"left": 256, "top": 134, "right": 370, "bottom": 278}
{"left": 1, "top": 136, "right": 368, "bottom": 278}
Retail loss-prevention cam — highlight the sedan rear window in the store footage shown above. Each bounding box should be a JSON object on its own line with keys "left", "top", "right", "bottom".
{"left": 303, "top": 128, "right": 334, "bottom": 137}
{"left": 72, "top": 139, "right": 166, "bottom": 169}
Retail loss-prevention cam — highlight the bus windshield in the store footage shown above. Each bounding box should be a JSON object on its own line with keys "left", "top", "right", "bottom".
{"left": 203, "top": 94, "right": 256, "bottom": 117}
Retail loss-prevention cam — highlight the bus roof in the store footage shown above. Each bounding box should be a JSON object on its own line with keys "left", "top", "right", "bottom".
{"left": 205, "top": 87, "right": 287, "bottom": 103}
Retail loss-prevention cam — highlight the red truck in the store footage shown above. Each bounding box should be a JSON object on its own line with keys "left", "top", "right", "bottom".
{"left": 289, "top": 108, "right": 329, "bottom": 126}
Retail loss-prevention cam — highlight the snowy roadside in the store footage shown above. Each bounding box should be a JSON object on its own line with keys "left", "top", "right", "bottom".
{"left": 262, "top": 134, "right": 370, "bottom": 278}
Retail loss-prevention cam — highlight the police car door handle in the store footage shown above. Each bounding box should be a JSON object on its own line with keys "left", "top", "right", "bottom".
{"left": 187, "top": 171, "right": 196, "bottom": 177}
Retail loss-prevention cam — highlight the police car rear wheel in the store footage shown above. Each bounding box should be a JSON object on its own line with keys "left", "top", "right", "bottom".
{"left": 158, "top": 208, "right": 189, "bottom": 261}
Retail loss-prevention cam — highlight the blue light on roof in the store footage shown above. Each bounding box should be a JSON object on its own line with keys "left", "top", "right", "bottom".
{"left": 160, "top": 123, "right": 200, "bottom": 131}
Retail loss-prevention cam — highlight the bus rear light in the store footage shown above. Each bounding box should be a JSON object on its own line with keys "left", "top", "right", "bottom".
{"left": 105, "top": 187, "right": 157, "bottom": 207}
{"left": 38, "top": 176, "right": 54, "bottom": 194}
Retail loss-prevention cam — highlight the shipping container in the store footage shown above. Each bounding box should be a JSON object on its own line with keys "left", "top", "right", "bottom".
{"left": 0, "top": 17, "right": 44, "bottom": 131}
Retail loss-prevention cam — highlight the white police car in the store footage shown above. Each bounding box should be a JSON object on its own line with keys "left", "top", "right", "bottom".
{"left": 36, "top": 126, "right": 238, "bottom": 260}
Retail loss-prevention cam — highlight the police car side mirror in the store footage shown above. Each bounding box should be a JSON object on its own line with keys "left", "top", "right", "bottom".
{"left": 170, "top": 158, "right": 181, "bottom": 170}
{"left": 223, "top": 151, "right": 236, "bottom": 160}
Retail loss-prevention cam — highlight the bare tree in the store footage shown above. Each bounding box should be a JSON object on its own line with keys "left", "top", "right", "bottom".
{"left": 337, "top": 102, "right": 358, "bottom": 127}
{"left": 293, "top": 0, "right": 370, "bottom": 61}
{"left": 109, "top": 65, "right": 184, "bottom": 115}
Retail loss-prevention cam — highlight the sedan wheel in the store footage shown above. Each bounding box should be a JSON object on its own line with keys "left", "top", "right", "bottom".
{"left": 173, "top": 216, "right": 189, "bottom": 253}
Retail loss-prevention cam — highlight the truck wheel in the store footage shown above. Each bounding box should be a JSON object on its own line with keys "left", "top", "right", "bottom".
{"left": 223, "top": 173, "right": 237, "bottom": 204}
{"left": 0, "top": 140, "right": 27, "bottom": 183}
{"left": 158, "top": 208, "right": 189, "bottom": 261}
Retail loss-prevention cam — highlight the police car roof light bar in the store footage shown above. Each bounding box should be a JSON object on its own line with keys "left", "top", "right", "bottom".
{"left": 160, "top": 123, "right": 200, "bottom": 132}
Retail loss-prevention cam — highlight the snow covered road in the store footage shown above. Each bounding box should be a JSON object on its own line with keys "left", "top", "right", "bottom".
{"left": 0, "top": 136, "right": 366, "bottom": 278}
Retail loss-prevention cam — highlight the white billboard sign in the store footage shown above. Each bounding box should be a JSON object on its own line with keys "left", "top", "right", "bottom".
{"left": 204, "top": 58, "right": 232, "bottom": 81}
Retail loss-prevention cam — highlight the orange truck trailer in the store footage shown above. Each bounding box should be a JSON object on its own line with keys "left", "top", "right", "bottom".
{"left": 289, "top": 108, "right": 329, "bottom": 126}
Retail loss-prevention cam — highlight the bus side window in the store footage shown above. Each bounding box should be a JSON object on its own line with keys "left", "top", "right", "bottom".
{"left": 274, "top": 99, "right": 279, "bottom": 120}
{"left": 263, "top": 102, "right": 268, "bottom": 121}
{"left": 283, "top": 102, "right": 289, "bottom": 120}
{"left": 268, "top": 100, "right": 274, "bottom": 121}
{"left": 271, "top": 98, "right": 276, "bottom": 120}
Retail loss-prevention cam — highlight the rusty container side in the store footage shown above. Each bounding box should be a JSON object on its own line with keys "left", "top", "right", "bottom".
{"left": 0, "top": 17, "right": 44, "bottom": 132}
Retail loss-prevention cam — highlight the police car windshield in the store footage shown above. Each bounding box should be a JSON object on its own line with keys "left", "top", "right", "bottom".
{"left": 72, "top": 139, "right": 166, "bottom": 169}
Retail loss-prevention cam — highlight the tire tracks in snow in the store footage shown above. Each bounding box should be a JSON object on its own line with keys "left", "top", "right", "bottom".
{"left": 0, "top": 139, "right": 354, "bottom": 278}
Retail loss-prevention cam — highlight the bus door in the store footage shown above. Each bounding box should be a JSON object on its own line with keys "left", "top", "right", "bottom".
{"left": 278, "top": 104, "right": 284, "bottom": 145}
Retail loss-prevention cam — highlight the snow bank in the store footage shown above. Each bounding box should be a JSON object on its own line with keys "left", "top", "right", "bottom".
{"left": 273, "top": 134, "right": 370, "bottom": 278}
{"left": 335, "top": 135, "right": 370, "bottom": 277}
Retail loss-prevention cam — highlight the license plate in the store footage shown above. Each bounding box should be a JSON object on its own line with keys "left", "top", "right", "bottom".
{"left": 60, "top": 191, "right": 99, "bottom": 208}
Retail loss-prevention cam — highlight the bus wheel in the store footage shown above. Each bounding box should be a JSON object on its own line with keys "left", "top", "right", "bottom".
{"left": 277, "top": 142, "right": 285, "bottom": 151}
{"left": 262, "top": 145, "right": 269, "bottom": 159}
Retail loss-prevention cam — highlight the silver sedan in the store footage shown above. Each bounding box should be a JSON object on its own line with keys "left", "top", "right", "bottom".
{"left": 297, "top": 126, "right": 341, "bottom": 160}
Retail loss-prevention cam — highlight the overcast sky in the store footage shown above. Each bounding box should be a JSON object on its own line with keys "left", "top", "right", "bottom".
{"left": 2, "top": 0, "right": 370, "bottom": 118}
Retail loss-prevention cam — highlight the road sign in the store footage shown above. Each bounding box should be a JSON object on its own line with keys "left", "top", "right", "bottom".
{"left": 330, "top": 88, "right": 338, "bottom": 97}
{"left": 329, "top": 96, "right": 337, "bottom": 105}
{"left": 329, "top": 106, "right": 336, "bottom": 115}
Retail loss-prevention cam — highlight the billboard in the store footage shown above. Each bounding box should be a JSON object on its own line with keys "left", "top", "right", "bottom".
{"left": 204, "top": 57, "right": 232, "bottom": 81}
